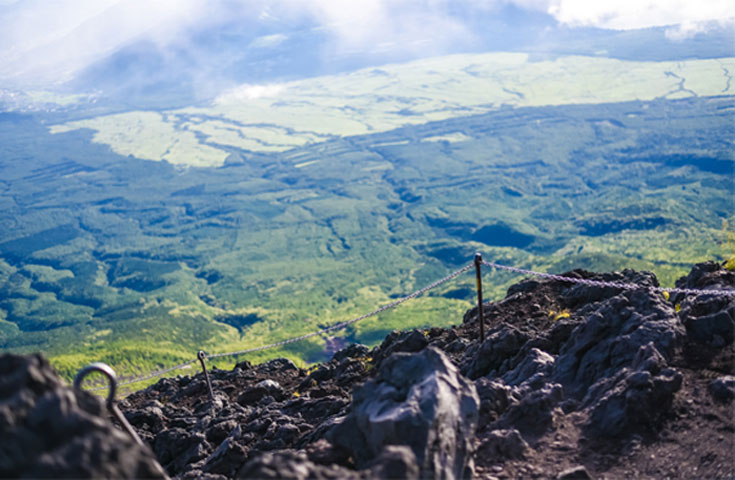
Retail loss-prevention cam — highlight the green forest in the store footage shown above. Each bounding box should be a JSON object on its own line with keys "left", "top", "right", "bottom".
{"left": 0, "top": 94, "right": 732, "bottom": 391}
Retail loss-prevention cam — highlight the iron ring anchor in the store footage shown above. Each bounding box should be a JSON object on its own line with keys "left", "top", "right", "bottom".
{"left": 74, "top": 362, "right": 144, "bottom": 447}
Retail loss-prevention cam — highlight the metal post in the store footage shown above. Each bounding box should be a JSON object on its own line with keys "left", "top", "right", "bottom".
{"left": 74, "top": 362, "right": 144, "bottom": 447}
{"left": 474, "top": 252, "right": 485, "bottom": 343}
{"left": 197, "top": 350, "right": 215, "bottom": 403}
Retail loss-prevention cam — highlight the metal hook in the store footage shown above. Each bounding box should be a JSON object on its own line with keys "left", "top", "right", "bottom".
{"left": 197, "top": 350, "right": 215, "bottom": 403}
{"left": 74, "top": 362, "right": 144, "bottom": 447}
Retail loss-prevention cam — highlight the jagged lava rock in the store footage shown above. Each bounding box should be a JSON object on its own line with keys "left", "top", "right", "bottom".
{"left": 553, "top": 287, "right": 684, "bottom": 399}
{"left": 673, "top": 260, "right": 734, "bottom": 345}
{"left": 672, "top": 260, "right": 735, "bottom": 297}
{"left": 460, "top": 327, "right": 528, "bottom": 380}
{"left": 477, "top": 428, "right": 529, "bottom": 460}
{"left": 678, "top": 293, "right": 734, "bottom": 346}
{"left": 370, "top": 329, "right": 428, "bottom": 367}
{"left": 583, "top": 342, "right": 683, "bottom": 436}
{"left": 329, "top": 346, "right": 479, "bottom": 480}
{"left": 121, "top": 349, "right": 372, "bottom": 479}
{"left": 0, "top": 353, "right": 166, "bottom": 479}
{"left": 708, "top": 375, "right": 735, "bottom": 403}
{"left": 236, "top": 450, "right": 358, "bottom": 480}
{"left": 14, "top": 260, "right": 722, "bottom": 479}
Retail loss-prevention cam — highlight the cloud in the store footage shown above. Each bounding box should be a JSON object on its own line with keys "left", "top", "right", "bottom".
{"left": 0, "top": 0, "right": 731, "bottom": 91}
{"left": 0, "top": 0, "right": 481, "bottom": 88}
{"left": 269, "top": 0, "right": 480, "bottom": 57}
{"left": 217, "top": 83, "right": 286, "bottom": 102}
{"left": 249, "top": 34, "right": 289, "bottom": 49}
{"left": 544, "top": 0, "right": 733, "bottom": 30}
{"left": 0, "top": 0, "right": 213, "bottom": 85}
{"left": 665, "top": 21, "right": 709, "bottom": 41}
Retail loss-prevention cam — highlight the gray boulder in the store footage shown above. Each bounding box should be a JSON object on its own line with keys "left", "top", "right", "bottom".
{"left": 477, "top": 428, "right": 528, "bottom": 460}
{"left": 585, "top": 366, "right": 682, "bottom": 437}
{"left": 501, "top": 347, "right": 555, "bottom": 387}
{"left": 236, "top": 450, "right": 358, "bottom": 480}
{"left": 236, "top": 379, "right": 285, "bottom": 405}
{"left": 557, "top": 465, "right": 592, "bottom": 479}
{"left": 475, "top": 378, "right": 515, "bottom": 427}
{"left": 371, "top": 329, "right": 429, "bottom": 367}
{"left": 583, "top": 342, "right": 682, "bottom": 436}
{"left": 495, "top": 382, "right": 563, "bottom": 437}
{"left": 553, "top": 289, "right": 684, "bottom": 399}
{"left": 550, "top": 285, "right": 687, "bottom": 438}
{"left": 154, "top": 427, "right": 211, "bottom": 474}
{"left": 460, "top": 327, "right": 528, "bottom": 380}
{"left": 671, "top": 261, "right": 734, "bottom": 304}
{"left": 678, "top": 294, "right": 734, "bottom": 345}
{"left": 329, "top": 346, "right": 479, "bottom": 479}
{"left": 671, "top": 261, "right": 734, "bottom": 345}
{"left": 368, "top": 446, "right": 420, "bottom": 480}
{"left": 708, "top": 376, "right": 735, "bottom": 403}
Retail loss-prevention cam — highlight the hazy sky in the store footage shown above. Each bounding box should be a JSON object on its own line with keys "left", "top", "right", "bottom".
{"left": 0, "top": 0, "right": 731, "bottom": 88}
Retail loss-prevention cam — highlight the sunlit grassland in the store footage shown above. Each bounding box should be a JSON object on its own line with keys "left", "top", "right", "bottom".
{"left": 48, "top": 53, "right": 734, "bottom": 167}
{"left": 50, "top": 111, "right": 229, "bottom": 167}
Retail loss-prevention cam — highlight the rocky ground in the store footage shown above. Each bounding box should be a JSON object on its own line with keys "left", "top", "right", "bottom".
{"left": 1, "top": 261, "right": 733, "bottom": 479}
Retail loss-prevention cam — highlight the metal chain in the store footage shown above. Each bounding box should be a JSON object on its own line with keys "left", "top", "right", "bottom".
{"left": 87, "top": 359, "right": 198, "bottom": 392}
{"left": 207, "top": 264, "right": 474, "bottom": 360}
{"left": 87, "top": 263, "right": 474, "bottom": 389}
{"left": 482, "top": 260, "right": 735, "bottom": 297}
{"left": 81, "top": 258, "right": 733, "bottom": 392}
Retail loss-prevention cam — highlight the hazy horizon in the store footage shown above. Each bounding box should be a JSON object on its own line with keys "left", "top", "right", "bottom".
{"left": 0, "top": 0, "right": 732, "bottom": 108}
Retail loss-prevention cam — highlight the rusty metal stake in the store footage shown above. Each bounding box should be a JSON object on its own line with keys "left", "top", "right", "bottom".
{"left": 474, "top": 252, "right": 485, "bottom": 343}
{"left": 197, "top": 350, "right": 215, "bottom": 403}
{"left": 74, "top": 362, "right": 144, "bottom": 447}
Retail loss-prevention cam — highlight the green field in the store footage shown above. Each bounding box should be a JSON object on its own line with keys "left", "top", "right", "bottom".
{"left": 0, "top": 53, "right": 733, "bottom": 391}
{"left": 50, "top": 53, "right": 734, "bottom": 166}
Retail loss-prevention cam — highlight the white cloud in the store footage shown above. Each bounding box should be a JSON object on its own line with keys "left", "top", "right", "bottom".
{"left": 665, "top": 21, "right": 706, "bottom": 41}
{"left": 249, "top": 34, "right": 289, "bottom": 49}
{"left": 280, "top": 0, "right": 475, "bottom": 57}
{"left": 544, "top": 0, "right": 733, "bottom": 30}
{"left": 0, "top": 0, "right": 731, "bottom": 90}
{"left": 217, "top": 84, "right": 286, "bottom": 103}
{"left": 0, "top": 0, "right": 481, "bottom": 87}
{"left": 0, "top": 0, "right": 216, "bottom": 85}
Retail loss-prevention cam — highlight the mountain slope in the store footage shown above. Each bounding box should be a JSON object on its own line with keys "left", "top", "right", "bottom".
{"left": 1, "top": 94, "right": 733, "bottom": 382}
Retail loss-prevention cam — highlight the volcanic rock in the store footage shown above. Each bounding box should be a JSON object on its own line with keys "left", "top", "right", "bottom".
{"left": 236, "top": 450, "right": 358, "bottom": 479}
{"left": 477, "top": 428, "right": 529, "bottom": 460}
{"left": 5, "top": 261, "right": 734, "bottom": 479}
{"left": 371, "top": 329, "right": 429, "bottom": 367}
{"left": 557, "top": 465, "right": 592, "bottom": 479}
{"left": 0, "top": 353, "right": 166, "bottom": 479}
{"left": 329, "top": 346, "right": 479, "bottom": 479}
{"left": 708, "top": 376, "right": 735, "bottom": 403}
{"left": 552, "top": 287, "right": 683, "bottom": 398}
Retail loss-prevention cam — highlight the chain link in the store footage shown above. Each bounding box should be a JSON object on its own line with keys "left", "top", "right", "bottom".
{"left": 482, "top": 261, "right": 735, "bottom": 296}
{"left": 81, "top": 258, "right": 733, "bottom": 392}
{"left": 208, "top": 264, "right": 474, "bottom": 360}
{"left": 87, "top": 359, "right": 198, "bottom": 392}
